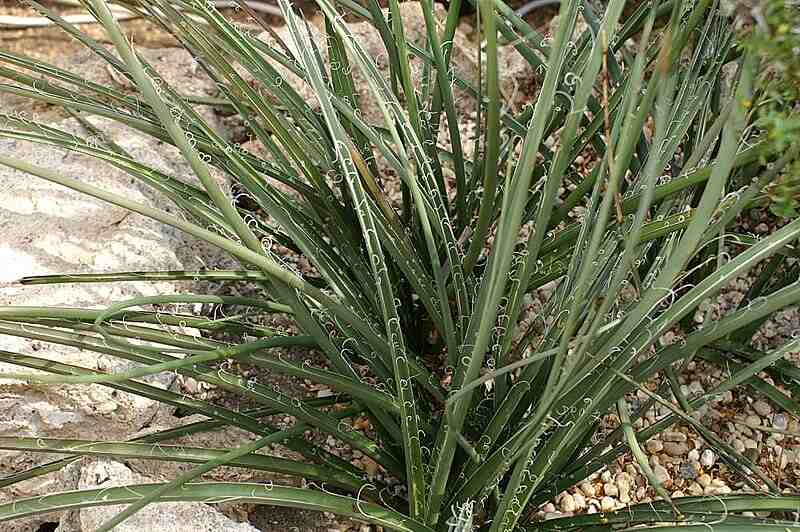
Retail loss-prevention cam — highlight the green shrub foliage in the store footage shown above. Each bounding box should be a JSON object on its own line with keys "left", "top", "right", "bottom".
{"left": 0, "top": 0, "right": 799, "bottom": 530}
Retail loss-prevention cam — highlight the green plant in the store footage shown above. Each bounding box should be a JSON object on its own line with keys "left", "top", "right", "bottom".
{"left": 0, "top": 0, "right": 799, "bottom": 530}
{"left": 744, "top": 0, "right": 800, "bottom": 219}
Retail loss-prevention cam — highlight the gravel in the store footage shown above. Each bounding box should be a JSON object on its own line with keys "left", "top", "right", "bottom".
{"left": 753, "top": 400, "right": 773, "bottom": 417}
{"left": 645, "top": 439, "right": 664, "bottom": 453}
{"left": 653, "top": 465, "right": 671, "bottom": 485}
{"left": 745, "top": 415, "right": 762, "bottom": 428}
{"left": 572, "top": 491, "right": 587, "bottom": 510}
{"left": 663, "top": 432, "right": 688, "bottom": 443}
{"left": 559, "top": 493, "right": 577, "bottom": 513}
{"left": 533, "top": 298, "right": 797, "bottom": 523}
{"left": 700, "top": 449, "right": 716, "bottom": 468}
{"left": 687, "top": 482, "right": 704, "bottom": 495}
{"left": 579, "top": 482, "right": 596, "bottom": 498}
{"left": 679, "top": 461, "right": 702, "bottom": 480}
{"left": 663, "top": 442, "right": 689, "bottom": 457}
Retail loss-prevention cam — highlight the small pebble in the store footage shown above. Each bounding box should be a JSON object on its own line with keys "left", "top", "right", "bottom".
{"left": 687, "top": 482, "right": 704, "bottom": 496}
{"left": 660, "top": 331, "right": 676, "bottom": 346}
{"left": 659, "top": 453, "right": 677, "bottom": 465}
{"left": 744, "top": 438, "right": 758, "bottom": 450}
{"left": 745, "top": 415, "right": 762, "bottom": 428}
{"left": 733, "top": 439, "right": 746, "bottom": 453}
{"left": 646, "top": 440, "right": 664, "bottom": 453}
{"left": 679, "top": 461, "right": 701, "bottom": 480}
{"left": 687, "top": 449, "right": 700, "bottom": 462}
{"left": 542, "top": 503, "right": 556, "bottom": 513}
{"left": 705, "top": 485, "right": 732, "bottom": 495}
{"left": 361, "top": 457, "right": 378, "bottom": 476}
{"left": 182, "top": 377, "right": 201, "bottom": 394}
{"left": 664, "top": 442, "right": 689, "bottom": 457}
{"left": 653, "top": 464, "right": 671, "bottom": 485}
{"left": 700, "top": 449, "right": 716, "bottom": 468}
{"left": 579, "top": 482, "right": 596, "bottom": 498}
{"left": 688, "top": 381, "right": 704, "bottom": 396}
{"left": 719, "top": 390, "right": 734, "bottom": 403}
{"left": 559, "top": 494, "right": 577, "bottom": 513}
{"left": 616, "top": 475, "right": 631, "bottom": 500}
{"left": 572, "top": 491, "right": 587, "bottom": 510}
{"left": 779, "top": 449, "right": 791, "bottom": 470}
{"left": 753, "top": 400, "right": 772, "bottom": 417}
{"left": 603, "top": 483, "right": 619, "bottom": 497}
{"left": 697, "top": 473, "right": 712, "bottom": 488}
{"left": 600, "top": 496, "right": 616, "bottom": 512}
{"left": 663, "top": 431, "right": 688, "bottom": 443}
{"left": 773, "top": 414, "right": 788, "bottom": 431}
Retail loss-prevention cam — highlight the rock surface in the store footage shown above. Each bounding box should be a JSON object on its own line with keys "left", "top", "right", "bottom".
{"left": 54, "top": 459, "right": 259, "bottom": 532}
{"left": 0, "top": 80, "right": 230, "bottom": 531}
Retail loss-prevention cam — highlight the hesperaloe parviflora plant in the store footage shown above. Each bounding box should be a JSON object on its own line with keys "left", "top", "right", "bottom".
{"left": 0, "top": 0, "right": 799, "bottom": 530}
